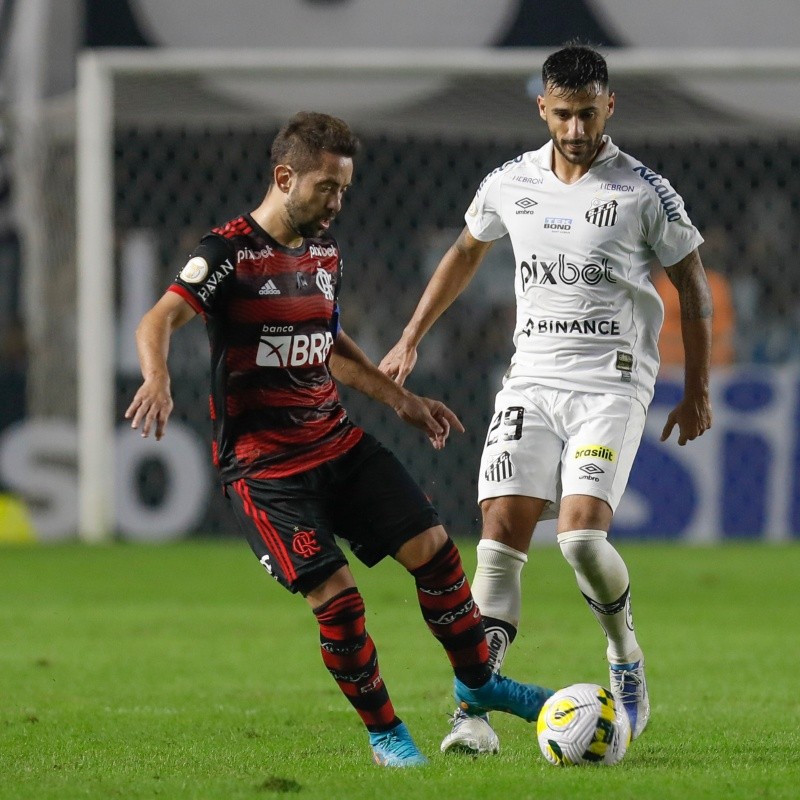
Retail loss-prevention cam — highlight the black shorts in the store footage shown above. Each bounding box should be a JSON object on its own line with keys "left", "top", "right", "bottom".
{"left": 226, "top": 433, "right": 440, "bottom": 595}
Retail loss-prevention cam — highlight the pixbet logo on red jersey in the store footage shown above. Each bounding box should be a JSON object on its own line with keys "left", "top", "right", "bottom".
{"left": 256, "top": 331, "right": 333, "bottom": 367}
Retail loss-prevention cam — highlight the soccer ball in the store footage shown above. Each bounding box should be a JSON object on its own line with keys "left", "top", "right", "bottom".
{"left": 536, "top": 683, "right": 631, "bottom": 766}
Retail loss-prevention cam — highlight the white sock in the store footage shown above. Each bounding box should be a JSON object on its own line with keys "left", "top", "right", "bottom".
{"left": 472, "top": 539, "right": 527, "bottom": 672}
{"left": 558, "top": 529, "right": 642, "bottom": 664}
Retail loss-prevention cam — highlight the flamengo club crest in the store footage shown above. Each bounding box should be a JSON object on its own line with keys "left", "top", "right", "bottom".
{"left": 315, "top": 268, "right": 334, "bottom": 300}
{"left": 585, "top": 199, "right": 618, "bottom": 227}
{"left": 292, "top": 529, "right": 321, "bottom": 558}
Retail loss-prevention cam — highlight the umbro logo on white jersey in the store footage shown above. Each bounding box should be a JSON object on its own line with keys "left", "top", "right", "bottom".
{"left": 259, "top": 280, "right": 281, "bottom": 296}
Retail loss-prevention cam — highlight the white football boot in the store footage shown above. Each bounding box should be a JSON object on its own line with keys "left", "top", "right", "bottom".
{"left": 609, "top": 658, "right": 650, "bottom": 739}
{"left": 440, "top": 709, "right": 500, "bottom": 754}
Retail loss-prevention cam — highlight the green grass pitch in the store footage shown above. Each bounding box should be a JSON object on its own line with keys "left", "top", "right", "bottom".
{"left": 1, "top": 539, "right": 798, "bottom": 799}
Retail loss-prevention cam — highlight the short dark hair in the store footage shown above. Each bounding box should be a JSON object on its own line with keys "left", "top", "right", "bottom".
{"left": 542, "top": 43, "right": 609, "bottom": 96}
{"left": 270, "top": 111, "right": 360, "bottom": 175}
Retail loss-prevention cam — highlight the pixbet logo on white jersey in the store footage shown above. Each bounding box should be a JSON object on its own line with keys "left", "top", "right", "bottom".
{"left": 520, "top": 253, "right": 615, "bottom": 290}
{"left": 256, "top": 331, "right": 333, "bottom": 367}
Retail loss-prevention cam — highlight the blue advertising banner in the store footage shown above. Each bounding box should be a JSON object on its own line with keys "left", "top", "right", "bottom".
{"left": 613, "top": 367, "right": 799, "bottom": 541}
{"left": 1, "top": 366, "right": 798, "bottom": 542}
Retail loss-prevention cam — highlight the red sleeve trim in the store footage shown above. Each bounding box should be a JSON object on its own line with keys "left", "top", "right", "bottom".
{"left": 168, "top": 283, "right": 205, "bottom": 315}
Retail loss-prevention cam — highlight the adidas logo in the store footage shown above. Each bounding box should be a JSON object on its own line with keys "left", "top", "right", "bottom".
{"left": 259, "top": 280, "right": 281, "bottom": 296}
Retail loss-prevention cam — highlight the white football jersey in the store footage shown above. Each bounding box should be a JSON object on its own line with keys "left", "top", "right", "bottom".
{"left": 465, "top": 136, "right": 703, "bottom": 407}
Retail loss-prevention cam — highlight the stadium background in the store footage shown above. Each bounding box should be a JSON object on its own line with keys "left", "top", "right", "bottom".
{"left": 0, "top": 0, "right": 799, "bottom": 543}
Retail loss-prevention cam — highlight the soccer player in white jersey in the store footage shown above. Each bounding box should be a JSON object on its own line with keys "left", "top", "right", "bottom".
{"left": 380, "top": 43, "right": 713, "bottom": 753}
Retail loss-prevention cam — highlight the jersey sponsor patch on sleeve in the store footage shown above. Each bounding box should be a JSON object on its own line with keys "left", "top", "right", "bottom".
{"left": 180, "top": 256, "right": 209, "bottom": 284}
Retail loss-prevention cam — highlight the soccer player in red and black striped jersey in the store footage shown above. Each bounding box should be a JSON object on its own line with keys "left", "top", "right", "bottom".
{"left": 125, "top": 112, "right": 552, "bottom": 767}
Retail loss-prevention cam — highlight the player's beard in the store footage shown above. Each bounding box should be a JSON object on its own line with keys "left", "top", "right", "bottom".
{"left": 285, "top": 196, "right": 330, "bottom": 239}
{"left": 552, "top": 127, "right": 606, "bottom": 166}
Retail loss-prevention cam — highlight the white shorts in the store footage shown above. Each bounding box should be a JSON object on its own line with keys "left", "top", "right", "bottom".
{"left": 477, "top": 380, "right": 647, "bottom": 520}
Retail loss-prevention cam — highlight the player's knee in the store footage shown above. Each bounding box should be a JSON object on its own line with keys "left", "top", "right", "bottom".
{"left": 304, "top": 565, "right": 357, "bottom": 608}
{"left": 480, "top": 496, "right": 541, "bottom": 551}
{"left": 394, "top": 525, "right": 449, "bottom": 571}
{"left": 558, "top": 528, "right": 608, "bottom": 571}
{"left": 558, "top": 495, "right": 613, "bottom": 532}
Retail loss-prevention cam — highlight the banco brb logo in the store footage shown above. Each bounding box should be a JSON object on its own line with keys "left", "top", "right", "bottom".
{"left": 256, "top": 332, "right": 333, "bottom": 367}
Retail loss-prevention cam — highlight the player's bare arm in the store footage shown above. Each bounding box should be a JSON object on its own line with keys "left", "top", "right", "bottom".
{"left": 331, "top": 330, "right": 464, "bottom": 450}
{"left": 124, "top": 292, "right": 197, "bottom": 440}
{"left": 660, "top": 247, "right": 714, "bottom": 445}
{"left": 379, "top": 226, "right": 493, "bottom": 385}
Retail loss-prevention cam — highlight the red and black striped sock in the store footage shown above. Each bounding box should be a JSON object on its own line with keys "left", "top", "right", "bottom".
{"left": 313, "top": 587, "right": 399, "bottom": 733}
{"left": 410, "top": 538, "right": 492, "bottom": 689}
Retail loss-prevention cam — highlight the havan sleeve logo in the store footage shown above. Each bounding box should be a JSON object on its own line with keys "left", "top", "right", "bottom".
{"left": 195, "top": 259, "right": 235, "bottom": 302}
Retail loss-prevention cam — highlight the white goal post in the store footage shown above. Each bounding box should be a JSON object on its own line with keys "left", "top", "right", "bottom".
{"left": 75, "top": 46, "right": 800, "bottom": 541}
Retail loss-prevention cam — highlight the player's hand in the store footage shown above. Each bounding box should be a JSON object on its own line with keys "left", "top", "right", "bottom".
{"left": 379, "top": 340, "right": 418, "bottom": 386}
{"left": 393, "top": 392, "right": 465, "bottom": 450}
{"left": 124, "top": 377, "right": 174, "bottom": 441}
{"left": 660, "top": 392, "right": 712, "bottom": 446}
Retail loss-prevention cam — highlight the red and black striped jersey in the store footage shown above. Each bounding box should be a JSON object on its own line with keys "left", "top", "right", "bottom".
{"left": 169, "top": 213, "right": 363, "bottom": 482}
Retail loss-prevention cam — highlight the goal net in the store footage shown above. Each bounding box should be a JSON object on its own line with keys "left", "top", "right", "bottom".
{"left": 13, "top": 47, "right": 800, "bottom": 541}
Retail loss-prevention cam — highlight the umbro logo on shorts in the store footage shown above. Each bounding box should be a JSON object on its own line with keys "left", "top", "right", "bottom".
{"left": 579, "top": 463, "right": 605, "bottom": 475}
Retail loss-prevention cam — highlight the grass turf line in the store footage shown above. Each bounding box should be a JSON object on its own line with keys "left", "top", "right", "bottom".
{"left": 0, "top": 540, "right": 798, "bottom": 799}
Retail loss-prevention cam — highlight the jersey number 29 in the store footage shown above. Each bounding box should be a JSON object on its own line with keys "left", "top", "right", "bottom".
{"left": 486, "top": 406, "right": 524, "bottom": 446}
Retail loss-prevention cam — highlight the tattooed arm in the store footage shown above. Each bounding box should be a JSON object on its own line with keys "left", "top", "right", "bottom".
{"left": 660, "top": 248, "right": 714, "bottom": 445}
